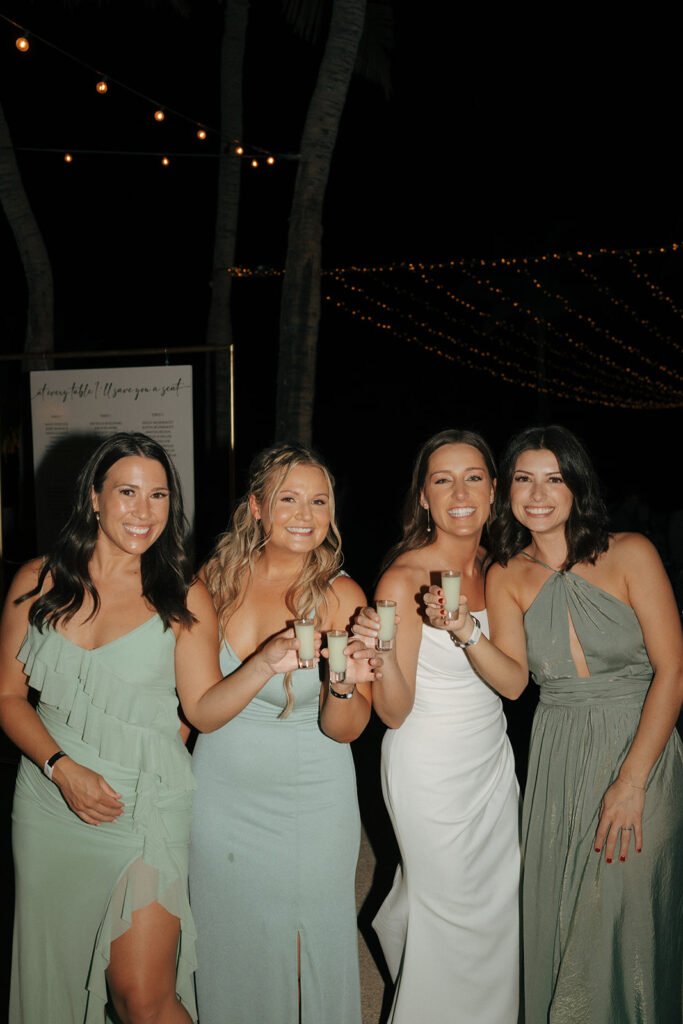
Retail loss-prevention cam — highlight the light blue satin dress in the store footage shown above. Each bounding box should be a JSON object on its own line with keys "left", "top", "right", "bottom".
{"left": 190, "top": 643, "right": 362, "bottom": 1024}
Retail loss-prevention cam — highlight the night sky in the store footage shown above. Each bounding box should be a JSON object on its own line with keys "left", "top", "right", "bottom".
{"left": 1, "top": 1, "right": 682, "bottom": 574}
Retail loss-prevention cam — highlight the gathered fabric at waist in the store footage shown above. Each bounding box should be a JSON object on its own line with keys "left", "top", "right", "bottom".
{"left": 537, "top": 673, "right": 651, "bottom": 708}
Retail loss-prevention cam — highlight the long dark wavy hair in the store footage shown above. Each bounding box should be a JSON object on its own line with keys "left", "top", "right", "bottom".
{"left": 379, "top": 429, "right": 497, "bottom": 576}
{"left": 19, "top": 432, "right": 195, "bottom": 630}
{"left": 489, "top": 424, "right": 610, "bottom": 569}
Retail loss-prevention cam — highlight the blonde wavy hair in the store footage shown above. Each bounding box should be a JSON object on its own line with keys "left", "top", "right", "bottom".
{"left": 203, "top": 443, "right": 343, "bottom": 718}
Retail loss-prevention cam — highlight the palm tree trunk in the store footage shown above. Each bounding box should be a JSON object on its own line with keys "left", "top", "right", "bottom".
{"left": 0, "top": 99, "right": 54, "bottom": 364}
{"left": 275, "top": 0, "right": 367, "bottom": 444}
{"left": 206, "top": 0, "right": 249, "bottom": 461}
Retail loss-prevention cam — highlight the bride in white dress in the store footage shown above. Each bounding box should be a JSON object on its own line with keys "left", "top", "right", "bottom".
{"left": 353, "top": 430, "right": 521, "bottom": 1023}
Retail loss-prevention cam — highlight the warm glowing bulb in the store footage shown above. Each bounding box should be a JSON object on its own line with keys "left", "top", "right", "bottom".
{"left": 235, "top": 146, "right": 244, "bottom": 155}
{"left": 96, "top": 80, "right": 108, "bottom": 94}
{"left": 162, "top": 157, "right": 170, "bottom": 166}
{"left": 16, "top": 36, "right": 29, "bottom": 52}
{"left": 267, "top": 156, "right": 275, "bottom": 165}
{"left": 154, "top": 109, "right": 165, "bottom": 122}
{"left": 196, "top": 128, "right": 207, "bottom": 140}
{"left": 64, "top": 153, "right": 73, "bottom": 163}
{"left": 251, "top": 159, "right": 258, "bottom": 168}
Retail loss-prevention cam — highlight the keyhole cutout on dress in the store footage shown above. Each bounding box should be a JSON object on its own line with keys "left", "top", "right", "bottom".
{"left": 567, "top": 609, "right": 590, "bottom": 678}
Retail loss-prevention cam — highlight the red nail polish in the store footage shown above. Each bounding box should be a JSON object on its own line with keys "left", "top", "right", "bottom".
{"left": 606, "top": 857, "right": 612, "bottom": 863}
{"left": 438, "top": 598, "right": 444, "bottom": 605}
{"left": 594, "top": 847, "right": 600, "bottom": 853}
{"left": 637, "top": 847, "right": 642, "bottom": 853}
{"left": 619, "top": 856, "right": 625, "bottom": 862}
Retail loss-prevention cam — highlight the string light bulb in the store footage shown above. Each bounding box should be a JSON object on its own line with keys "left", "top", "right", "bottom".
{"left": 15, "top": 36, "right": 29, "bottom": 52}
{"left": 154, "top": 109, "right": 165, "bottom": 122}
{"left": 161, "top": 157, "right": 169, "bottom": 166}
{"left": 267, "top": 156, "right": 275, "bottom": 165}
{"left": 235, "top": 145, "right": 244, "bottom": 155}
{"left": 196, "top": 128, "right": 207, "bottom": 140}
{"left": 96, "top": 80, "right": 108, "bottom": 94}
{"left": 251, "top": 159, "right": 258, "bottom": 167}
{"left": 64, "top": 153, "right": 73, "bottom": 163}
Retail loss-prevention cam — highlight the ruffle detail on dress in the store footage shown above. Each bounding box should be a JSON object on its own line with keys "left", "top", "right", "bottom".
{"left": 18, "top": 625, "right": 195, "bottom": 795}
{"left": 85, "top": 855, "right": 198, "bottom": 1023}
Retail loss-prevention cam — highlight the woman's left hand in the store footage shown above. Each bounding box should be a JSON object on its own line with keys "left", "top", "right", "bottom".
{"left": 594, "top": 777, "right": 645, "bottom": 863}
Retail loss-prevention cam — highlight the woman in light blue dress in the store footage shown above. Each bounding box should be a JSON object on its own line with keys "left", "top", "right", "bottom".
{"left": 190, "top": 443, "right": 376, "bottom": 1024}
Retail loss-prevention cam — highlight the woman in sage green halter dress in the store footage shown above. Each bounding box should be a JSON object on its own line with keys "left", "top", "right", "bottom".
{"left": 425, "top": 425, "right": 682, "bottom": 1024}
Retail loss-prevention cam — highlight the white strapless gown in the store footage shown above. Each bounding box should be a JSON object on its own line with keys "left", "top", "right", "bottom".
{"left": 373, "top": 612, "right": 520, "bottom": 1023}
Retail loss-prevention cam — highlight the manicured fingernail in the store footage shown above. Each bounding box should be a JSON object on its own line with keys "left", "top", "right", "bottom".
{"left": 637, "top": 847, "right": 642, "bottom": 853}
{"left": 438, "top": 598, "right": 444, "bottom": 605}
{"left": 606, "top": 857, "right": 612, "bottom": 863}
{"left": 619, "top": 856, "right": 625, "bottom": 862}
{"left": 594, "top": 847, "right": 600, "bottom": 853}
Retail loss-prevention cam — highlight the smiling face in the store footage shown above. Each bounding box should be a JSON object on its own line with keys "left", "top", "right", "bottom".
{"left": 91, "top": 455, "right": 170, "bottom": 557}
{"left": 509, "top": 448, "right": 574, "bottom": 535}
{"left": 421, "top": 443, "right": 495, "bottom": 538}
{"left": 250, "top": 462, "right": 331, "bottom": 555}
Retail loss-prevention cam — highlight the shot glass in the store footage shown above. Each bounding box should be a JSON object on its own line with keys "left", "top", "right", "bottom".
{"left": 294, "top": 618, "right": 315, "bottom": 669}
{"left": 441, "top": 570, "right": 462, "bottom": 621}
{"left": 376, "top": 600, "right": 397, "bottom": 651}
{"left": 327, "top": 630, "right": 348, "bottom": 684}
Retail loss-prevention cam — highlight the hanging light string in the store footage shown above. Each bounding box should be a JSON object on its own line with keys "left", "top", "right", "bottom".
{"left": 359, "top": 264, "right": 646, "bottom": 401}
{"left": 326, "top": 268, "right": 681, "bottom": 408}
{"left": 223, "top": 240, "right": 682, "bottom": 278}
{"left": 324, "top": 287, "right": 682, "bottom": 410}
{"left": 619, "top": 254, "right": 683, "bottom": 321}
{"left": 0, "top": 12, "right": 296, "bottom": 164}
{"left": 568, "top": 259, "right": 683, "bottom": 355}
{"left": 454, "top": 265, "right": 680, "bottom": 399}
{"left": 412, "top": 271, "right": 656, "bottom": 402}
{"left": 220, "top": 242, "right": 682, "bottom": 407}
{"left": 324, "top": 285, "right": 681, "bottom": 410}
{"left": 512, "top": 264, "right": 683, "bottom": 386}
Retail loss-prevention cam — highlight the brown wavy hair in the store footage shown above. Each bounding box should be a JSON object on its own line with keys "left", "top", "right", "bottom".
{"left": 203, "top": 443, "right": 343, "bottom": 717}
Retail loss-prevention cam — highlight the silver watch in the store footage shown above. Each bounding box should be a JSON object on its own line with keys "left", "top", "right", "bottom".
{"left": 450, "top": 615, "right": 482, "bottom": 649}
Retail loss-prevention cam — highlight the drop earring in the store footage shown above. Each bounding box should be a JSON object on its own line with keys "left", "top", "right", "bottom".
{"left": 424, "top": 506, "right": 431, "bottom": 533}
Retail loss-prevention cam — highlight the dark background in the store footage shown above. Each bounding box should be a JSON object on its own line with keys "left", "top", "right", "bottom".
{"left": 1, "top": 3, "right": 682, "bottom": 1018}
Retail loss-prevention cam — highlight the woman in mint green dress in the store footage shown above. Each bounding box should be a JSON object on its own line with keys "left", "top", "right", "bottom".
{"left": 190, "top": 443, "right": 376, "bottom": 1024}
{"left": 424, "top": 425, "right": 682, "bottom": 1023}
{"left": 0, "top": 432, "right": 303, "bottom": 1024}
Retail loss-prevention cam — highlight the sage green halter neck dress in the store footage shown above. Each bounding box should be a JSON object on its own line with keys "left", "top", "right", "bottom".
{"left": 10, "top": 618, "right": 197, "bottom": 1023}
{"left": 520, "top": 554, "right": 682, "bottom": 1024}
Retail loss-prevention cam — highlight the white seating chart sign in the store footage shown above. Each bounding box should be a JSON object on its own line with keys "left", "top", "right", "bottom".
{"left": 29, "top": 366, "right": 194, "bottom": 551}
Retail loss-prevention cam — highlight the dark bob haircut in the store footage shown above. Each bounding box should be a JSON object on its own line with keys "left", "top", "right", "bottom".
{"left": 379, "top": 428, "right": 497, "bottom": 576}
{"left": 488, "top": 424, "right": 610, "bottom": 569}
{"left": 21, "top": 432, "right": 195, "bottom": 630}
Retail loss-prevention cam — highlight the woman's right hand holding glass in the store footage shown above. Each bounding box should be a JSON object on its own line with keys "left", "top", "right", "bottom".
{"left": 423, "top": 586, "right": 474, "bottom": 642}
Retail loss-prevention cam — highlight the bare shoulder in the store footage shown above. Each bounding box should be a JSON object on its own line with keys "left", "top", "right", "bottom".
{"left": 185, "top": 576, "right": 218, "bottom": 620}
{"left": 376, "top": 561, "right": 421, "bottom": 602}
{"left": 487, "top": 554, "right": 528, "bottom": 593}
{"left": 324, "top": 573, "right": 366, "bottom": 630}
{"left": 609, "top": 531, "right": 661, "bottom": 567}
{"left": 5, "top": 558, "right": 45, "bottom": 603}
{"left": 329, "top": 573, "right": 366, "bottom": 608}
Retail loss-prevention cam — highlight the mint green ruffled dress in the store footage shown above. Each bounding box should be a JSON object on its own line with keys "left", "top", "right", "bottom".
{"left": 521, "top": 557, "right": 683, "bottom": 1024}
{"left": 10, "top": 618, "right": 197, "bottom": 1023}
